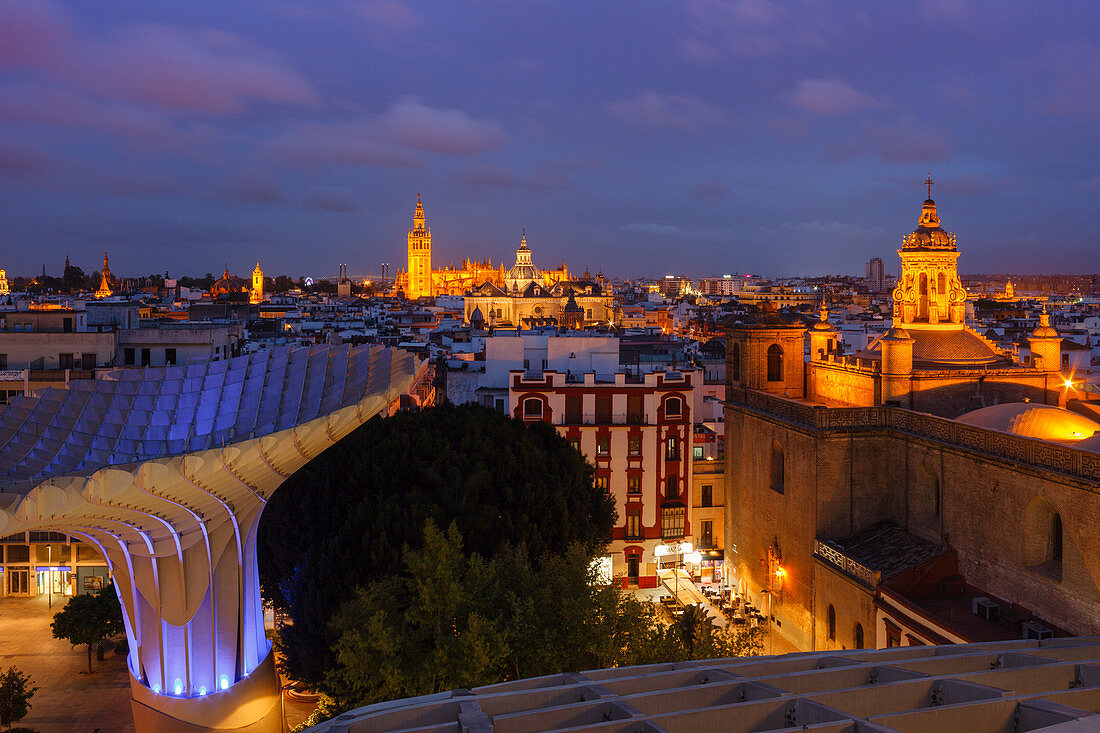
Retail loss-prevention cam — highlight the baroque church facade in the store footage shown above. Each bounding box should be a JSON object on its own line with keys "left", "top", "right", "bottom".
{"left": 723, "top": 189, "right": 1099, "bottom": 654}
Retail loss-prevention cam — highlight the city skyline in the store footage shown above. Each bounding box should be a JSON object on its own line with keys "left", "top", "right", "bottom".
{"left": 1, "top": 1, "right": 1098, "bottom": 278}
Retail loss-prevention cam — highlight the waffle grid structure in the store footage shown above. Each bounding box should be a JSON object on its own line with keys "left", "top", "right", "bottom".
{"left": 0, "top": 344, "right": 420, "bottom": 733}
{"left": 311, "top": 638, "right": 1100, "bottom": 733}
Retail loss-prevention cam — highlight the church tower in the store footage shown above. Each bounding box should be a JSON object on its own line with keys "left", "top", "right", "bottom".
{"left": 892, "top": 180, "right": 967, "bottom": 329}
{"left": 251, "top": 262, "right": 264, "bottom": 304}
{"left": 407, "top": 194, "right": 432, "bottom": 299}
{"left": 95, "top": 251, "right": 114, "bottom": 298}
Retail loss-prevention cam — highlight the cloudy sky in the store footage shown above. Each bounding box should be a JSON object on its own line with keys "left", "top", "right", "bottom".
{"left": 1, "top": 0, "right": 1097, "bottom": 280}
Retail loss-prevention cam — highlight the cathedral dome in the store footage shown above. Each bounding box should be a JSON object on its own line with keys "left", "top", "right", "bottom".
{"left": 504, "top": 231, "right": 542, "bottom": 292}
{"left": 902, "top": 199, "right": 957, "bottom": 251}
{"left": 211, "top": 268, "right": 249, "bottom": 298}
{"left": 957, "top": 403, "right": 1100, "bottom": 444}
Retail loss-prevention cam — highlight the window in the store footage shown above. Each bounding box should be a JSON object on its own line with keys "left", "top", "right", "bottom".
{"left": 701, "top": 485, "right": 713, "bottom": 508}
{"left": 626, "top": 506, "right": 642, "bottom": 540}
{"left": 627, "top": 475, "right": 641, "bottom": 495}
{"left": 627, "top": 393, "right": 643, "bottom": 424}
{"left": 596, "top": 395, "right": 611, "bottom": 423}
{"left": 566, "top": 394, "right": 582, "bottom": 423}
{"left": 587, "top": 309, "right": 592, "bottom": 318}
{"left": 82, "top": 353, "right": 96, "bottom": 369}
{"left": 59, "top": 353, "right": 74, "bottom": 369}
{"left": 596, "top": 435, "right": 610, "bottom": 455}
{"left": 1052, "top": 513, "right": 1063, "bottom": 562}
{"left": 693, "top": 445, "right": 704, "bottom": 459}
{"left": 595, "top": 475, "right": 609, "bottom": 491}
{"left": 0, "top": 354, "right": 6, "bottom": 370}
{"left": 661, "top": 505, "right": 685, "bottom": 539}
{"left": 854, "top": 623, "right": 864, "bottom": 649}
{"left": 569, "top": 439, "right": 580, "bottom": 452}
{"left": 494, "top": 397, "right": 506, "bottom": 414}
{"left": 62, "top": 317, "right": 73, "bottom": 333}
{"left": 523, "top": 398, "right": 543, "bottom": 417}
{"left": 141, "top": 348, "right": 151, "bottom": 366}
{"left": 699, "top": 520, "right": 713, "bottom": 548}
{"left": 827, "top": 605, "right": 836, "bottom": 642}
{"left": 770, "top": 440, "right": 784, "bottom": 493}
{"left": 165, "top": 348, "right": 177, "bottom": 366}
{"left": 666, "top": 437, "right": 680, "bottom": 461}
{"left": 767, "top": 344, "right": 783, "bottom": 382}
{"left": 628, "top": 435, "right": 641, "bottom": 455}
{"left": 665, "top": 476, "right": 678, "bottom": 499}
{"left": 885, "top": 620, "right": 901, "bottom": 648}
{"left": 665, "top": 397, "right": 682, "bottom": 417}
{"left": 730, "top": 342, "right": 740, "bottom": 381}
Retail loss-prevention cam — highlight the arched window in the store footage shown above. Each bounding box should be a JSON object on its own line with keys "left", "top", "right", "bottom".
{"left": 1052, "top": 514, "right": 1063, "bottom": 562}
{"left": 767, "top": 344, "right": 783, "bottom": 382}
{"left": 770, "top": 439, "right": 784, "bottom": 493}
{"left": 665, "top": 397, "right": 682, "bottom": 417}
{"left": 827, "top": 605, "right": 836, "bottom": 642}
{"left": 730, "top": 342, "right": 741, "bottom": 381}
{"left": 918, "top": 273, "right": 929, "bottom": 320}
{"left": 523, "top": 398, "right": 543, "bottom": 417}
{"left": 854, "top": 623, "right": 864, "bottom": 649}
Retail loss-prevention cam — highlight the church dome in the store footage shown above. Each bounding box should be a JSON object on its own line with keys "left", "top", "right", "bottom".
{"left": 957, "top": 403, "right": 1100, "bottom": 444}
{"left": 902, "top": 199, "right": 957, "bottom": 251}
{"left": 211, "top": 268, "right": 249, "bottom": 297}
{"left": 504, "top": 231, "right": 542, "bottom": 292}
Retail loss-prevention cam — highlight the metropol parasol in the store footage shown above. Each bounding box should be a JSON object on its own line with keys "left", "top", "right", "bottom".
{"left": 0, "top": 343, "right": 421, "bottom": 732}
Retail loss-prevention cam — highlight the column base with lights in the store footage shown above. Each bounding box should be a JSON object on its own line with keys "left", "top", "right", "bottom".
{"left": 129, "top": 648, "right": 285, "bottom": 733}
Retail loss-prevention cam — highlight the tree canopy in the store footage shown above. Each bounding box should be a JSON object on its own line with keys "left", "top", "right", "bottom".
{"left": 258, "top": 403, "right": 616, "bottom": 688}
{"left": 0, "top": 667, "right": 37, "bottom": 729}
{"left": 323, "top": 521, "right": 764, "bottom": 711}
{"left": 50, "top": 583, "right": 125, "bottom": 674}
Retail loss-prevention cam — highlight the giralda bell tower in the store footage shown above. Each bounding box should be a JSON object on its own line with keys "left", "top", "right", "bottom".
{"left": 407, "top": 193, "right": 432, "bottom": 298}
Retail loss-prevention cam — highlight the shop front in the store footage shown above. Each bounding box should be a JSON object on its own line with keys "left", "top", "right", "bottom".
{"left": 698, "top": 549, "right": 724, "bottom": 584}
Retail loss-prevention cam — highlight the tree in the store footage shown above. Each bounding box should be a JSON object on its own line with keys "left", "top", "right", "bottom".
{"left": 0, "top": 666, "right": 37, "bottom": 730}
{"left": 50, "top": 584, "right": 125, "bottom": 674}
{"left": 323, "top": 521, "right": 764, "bottom": 713}
{"left": 258, "top": 403, "right": 614, "bottom": 688}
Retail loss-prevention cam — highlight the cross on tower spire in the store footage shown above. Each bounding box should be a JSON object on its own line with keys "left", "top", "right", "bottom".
{"left": 925, "top": 175, "right": 934, "bottom": 200}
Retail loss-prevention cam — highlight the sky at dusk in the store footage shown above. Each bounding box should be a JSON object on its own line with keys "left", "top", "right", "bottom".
{"left": 1, "top": 0, "right": 1097, "bottom": 281}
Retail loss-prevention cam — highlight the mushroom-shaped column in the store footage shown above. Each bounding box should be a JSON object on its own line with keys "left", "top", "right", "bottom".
{"left": 0, "top": 345, "right": 420, "bottom": 733}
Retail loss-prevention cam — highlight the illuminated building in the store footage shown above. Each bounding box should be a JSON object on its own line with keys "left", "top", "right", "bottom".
{"left": 209, "top": 267, "right": 250, "bottom": 300}
{"left": 95, "top": 251, "right": 114, "bottom": 298}
{"left": 250, "top": 262, "right": 264, "bottom": 304}
{"left": 866, "top": 256, "right": 886, "bottom": 292}
{"left": 0, "top": 344, "right": 421, "bottom": 732}
{"left": 0, "top": 269, "right": 9, "bottom": 295}
{"left": 723, "top": 186, "right": 1099, "bottom": 655}
{"left": 511, "top": 366, "right": 700, "bottom": 588}
{"left": 394, "top": 195, "right": 570, "bottom": 298}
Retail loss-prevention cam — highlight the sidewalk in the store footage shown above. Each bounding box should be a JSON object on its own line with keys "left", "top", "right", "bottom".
{"left": 0, "top": 594, "right": 134, "bottom": 733}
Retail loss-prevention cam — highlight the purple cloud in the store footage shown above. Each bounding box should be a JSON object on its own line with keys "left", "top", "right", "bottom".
{"left": 681, "top": 0, "right": 852, "bottom": 59}
{"left": 268, "top": 97, "right": 506, "bottom": 170}
{"left": 0, "top": 138, "right": 54, "bottom": 178}
{"left": 0, "top": 0, "right": 69, "bottom": 69}
{"left": 220, "top": 174, "right": 284, "bottom": 203}
{"left": 71, "top": 25, "right": 319, "bottom": 115}
{"left": 455, "top": 163, "right": 570, "bottom": 192}
{"left": 603, "top": 91, "right": 727, "bottom": 130}
{"left": 0, "top": 83, "right": 176, "bottom": 145}
{"left": 862, "top": 116, "right": 954, "bottom": 163}
{"left": 784, "top": 78, "right": 877, "bottom": 116}
{"left": 304, "top": 186, "right": 361, "bottom": 212}
{"left": 690, "top": 180, "right": 731, "bottom": 201}
{"left": 351, "top": 0, "right": 420, "bottom": 34}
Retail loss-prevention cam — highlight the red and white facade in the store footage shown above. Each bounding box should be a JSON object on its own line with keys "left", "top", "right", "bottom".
{"left": 509, "top": 368, "right": 698, "bottom": 588}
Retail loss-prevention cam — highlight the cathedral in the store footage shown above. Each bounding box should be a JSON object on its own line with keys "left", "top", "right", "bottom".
{"left": 394, "top": 195, "right": 570, "bottom": 298}
{"left": 723, "top": 187, "right": 1098, "bottom": 655}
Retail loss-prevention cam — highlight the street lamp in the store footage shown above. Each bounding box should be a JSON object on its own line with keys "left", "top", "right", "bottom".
{"left": 47, "top": 544, "right": 52, "bottom": 609}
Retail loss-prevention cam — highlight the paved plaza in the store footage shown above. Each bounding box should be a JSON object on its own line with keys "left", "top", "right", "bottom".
{"left": 0, "top": 594, "right": 133, "bottom": 733}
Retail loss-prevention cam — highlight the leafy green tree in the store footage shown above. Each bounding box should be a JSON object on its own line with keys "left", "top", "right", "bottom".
{"left": 50, "top": 584, "right": 125, "bottom": 674}
{"left": 258, "top": 403, "right": 614, "bottom": 688}
{"left": 0, "top": 666, "right": 37, "bottom": 730}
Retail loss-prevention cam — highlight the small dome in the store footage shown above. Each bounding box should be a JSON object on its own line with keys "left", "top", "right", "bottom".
{"left": 957, "top": 403, "right": 1100, "bottom": 444}
{"left": 903, "top": 198, "right": 956, "bottom": 251}
{"left": 1030, "top": 312, "right": 1059, "bottom": 340}
{"left": 880, "top": 326, "right": 912, "bottom": 341}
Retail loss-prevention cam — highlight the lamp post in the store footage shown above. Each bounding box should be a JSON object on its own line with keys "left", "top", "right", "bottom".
{"left": 47, "top": 544, "right": 52, "bottom": 609}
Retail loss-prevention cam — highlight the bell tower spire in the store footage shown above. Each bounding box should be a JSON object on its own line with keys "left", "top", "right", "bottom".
{"left": 407, "top": 193, "right": 432, "bottom": 298}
